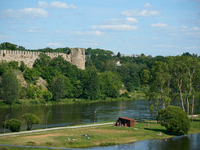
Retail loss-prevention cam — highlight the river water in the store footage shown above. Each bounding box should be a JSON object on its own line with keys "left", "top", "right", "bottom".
{"left": 0, "top": 99, "right": 200, "bottom": 132}
{"left": 0, "top": 99, "right": 157, "bottom": 132}
{"left": 85, "top": 133, "right": 200, "bottom": 150}
{"left": 0, "top": 99, "right": 200, "bottom": 150}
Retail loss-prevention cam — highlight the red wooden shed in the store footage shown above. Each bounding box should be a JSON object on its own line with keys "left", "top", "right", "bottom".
{"left": 114, "top": 117, "right": 135, "bottom": 127}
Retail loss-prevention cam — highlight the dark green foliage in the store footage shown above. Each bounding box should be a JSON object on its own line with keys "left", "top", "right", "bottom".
{"left": 43, "top": 90, "right": 53, "bottom": 102}
{"left": 52, "top": 76, "right": 66, "bottom": 101}
{"left": 22, "top": 113, "right": 40, "bottom": 131}
{"left": 8, "top": 61, "right": 19, "bottom": 69}
{"left": 3, "top": 119, "right": 22, "bottom": 132}
{"left": 101, "top": 60, "right": 117, "bottom": 72}
{"left": 117, "top": 63, "right": 147, "bottom": 90}
{"left": 117, "top": 52, "right": 121, "bottom": 58}
{"left": 24, "top": 68, "right": 40, "bottom": 83}
{"left": 99, "top": 71, "right": 122, "bottom": 98}
{"left": 1, "top": 70, "right": 19, "bottom": 105}
{"left": 121, "top": 92, "right": 130, "bottom": 98}
{"left": 85, "top": 47, "right": 113, "bottom": 55}
{"left": 157, "top": 105, "right": 190, "bottom": 135}
{"left": 0, "top": 42, "right": 18, "bottom": 50}
{"left": 82, "top": 67, "right": 101, "bottom": 100}
{"left": 20, "top": 61, "right": 26, "bottom": 72}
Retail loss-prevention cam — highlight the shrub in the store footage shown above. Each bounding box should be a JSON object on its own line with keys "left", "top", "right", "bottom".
{"left": 29, "top": 99, "right": 39, "bottom": 105}
{"left": 22, "top": 113, "right": 40, "bottom": 130}
{"left": 39, "top": 99, "right": 46, "bottom": 104}
{"left": 157, "top": 105, "right": 190, "bottom": 135}
{"left": 3, "top": 119, "right": 22, "bottom": 132}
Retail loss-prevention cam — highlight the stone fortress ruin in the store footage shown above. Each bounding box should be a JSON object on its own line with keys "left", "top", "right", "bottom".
{"left": 0, "top": 48, "right": 85, "bottom": 70}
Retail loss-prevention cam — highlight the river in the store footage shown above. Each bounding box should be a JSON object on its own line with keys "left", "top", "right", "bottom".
{"left": 85, "top": 133, "right": 200, "bottom": 150}
{"left": 0, "top": 99, "right": 200, "bottom": 150}
{"left": 0, "top": 99, "right": 199, "bottom": 132}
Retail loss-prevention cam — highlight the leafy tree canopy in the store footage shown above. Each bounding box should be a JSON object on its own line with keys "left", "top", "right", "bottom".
{"left": 157, "top": 105, "right": 190, "bottom": 135}
{"left": 22, "top": 113, "right": 40, "bottom": 131}
{"left": 3, "top": 119, "right": 22, "bottom": 132}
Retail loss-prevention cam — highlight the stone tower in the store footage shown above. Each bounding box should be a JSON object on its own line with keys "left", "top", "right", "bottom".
{"left": 70, "top": 48, "right": 85, "bottom": 70}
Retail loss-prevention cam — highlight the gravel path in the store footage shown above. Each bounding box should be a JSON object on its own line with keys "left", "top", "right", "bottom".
{"left": 0, "top": 122, "right": 114, "bottom": 137}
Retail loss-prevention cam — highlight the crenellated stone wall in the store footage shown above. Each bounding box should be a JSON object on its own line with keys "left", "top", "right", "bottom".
{"left": 0, "top": 48, "right": 85, "bottom": 69}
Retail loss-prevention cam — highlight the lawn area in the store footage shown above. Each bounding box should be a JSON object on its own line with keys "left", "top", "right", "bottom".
{"left": 0, "top": 118, "right": 200, "bottom": 149}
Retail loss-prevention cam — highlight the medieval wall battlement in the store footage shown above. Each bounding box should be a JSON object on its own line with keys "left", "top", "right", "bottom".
{"left": 0, "top": 48, "right": 85, "bottom": 70}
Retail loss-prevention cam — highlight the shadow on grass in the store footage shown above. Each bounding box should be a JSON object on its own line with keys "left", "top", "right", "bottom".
{"left": 191, "top": 118, "right": 200, "bottom": 122}
{"left": 144, "top": 128, "right": 171, "bottom": 135}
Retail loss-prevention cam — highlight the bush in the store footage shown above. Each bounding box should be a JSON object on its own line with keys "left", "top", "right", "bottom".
{"left": 157, "top": 105, "right": 190, "bottom": 135}
{"left": 121, "top": 92, "right": 130, "bottom": 98}
{"left": 29, "top": 99, "right": 39, "bottom": 105}
{"left": 3, "top": 119, "right": 22, "bottom": 132}
{"left": 39, "top": 99, "right": 46, "bottom": 104}
{"left": 22, "top": 113, "right": 40, "bottom": 130}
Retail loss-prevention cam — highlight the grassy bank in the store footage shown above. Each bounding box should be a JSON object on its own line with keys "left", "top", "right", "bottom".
{"left": 0, "top": 118, "right": 200, "bottom": 149}
{"left": 0, "top": 92, "right": 146, "bottom": 108}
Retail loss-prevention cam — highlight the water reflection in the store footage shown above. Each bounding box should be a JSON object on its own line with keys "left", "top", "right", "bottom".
{"left": 85, "top": 133, "right": 200, "bottom": 150}
{"left": 0, "top": 99, "right": 200, "bottom": 133}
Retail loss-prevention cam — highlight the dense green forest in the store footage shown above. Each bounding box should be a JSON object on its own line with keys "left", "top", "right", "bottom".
{"left": 0, "top": 42, "right": 200, "bottom": 115}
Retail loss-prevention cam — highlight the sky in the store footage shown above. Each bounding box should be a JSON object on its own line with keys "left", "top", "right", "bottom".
{"left": 0, "top": 0, "right": 200, "bottom": 57}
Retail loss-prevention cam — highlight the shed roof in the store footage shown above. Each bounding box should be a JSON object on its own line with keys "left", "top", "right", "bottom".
{"left": 117, "top": 117, "right": 135, "bottom": 121}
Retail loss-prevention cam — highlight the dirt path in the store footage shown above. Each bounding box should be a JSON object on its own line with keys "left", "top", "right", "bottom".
{"left": 0, "top": 122, "right": 114, "bottom": 137}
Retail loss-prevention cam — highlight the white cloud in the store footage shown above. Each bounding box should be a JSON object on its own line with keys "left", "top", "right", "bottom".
{"left": 191, "top": 27, "right": 199, "bottom": 31}
{"left": 144, "top": 3, "right": 152, "bottom": 9}
{"left": 91, "top": 24, "right": 138, "bottom": 31}
{"left": 37, "top": 1, "right": 48, "bottom": 8}
{"left": 47, "top": 43, "right": 63, "bottom": 47}
{"left": 151, "top": 24, "right": 200, "bottom": 38}
{"left": 122, "top": 9, "right": 160, "bottom": 16}
{"left": 0, "top": 8, "right": 48, "bottom": 19}
{"left": 77, "top": 31, "right": 102, "bottom": 35}
{"left": 151, "top": 23, "right": 168, "bottom": 28}
{"left": 27, "top": 27, "right": 47, "bottom": 33}
{"left": 50, "top": 1, "right": 77, "bottom": 9}
{"left": 157, "top": 44, "right": 180, "bottom": 49}
{"left": 126, "top": 17, "right": 138, "bottom": 23}
{"left": 185, "top": 46, "right": 200, "bottom": 49}
{"left": 0, "top": 35, "right": 15, "bottom": 40}
{"left": 121, "top": 3, "right": 160, "bottom": 17}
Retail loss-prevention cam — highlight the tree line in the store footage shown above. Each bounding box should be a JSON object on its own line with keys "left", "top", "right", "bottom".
{"left": 0, "top": 42, "right": 200, "bottom": 117}
{"left": 0, "top": 53, "right": 123, "bottom": 105}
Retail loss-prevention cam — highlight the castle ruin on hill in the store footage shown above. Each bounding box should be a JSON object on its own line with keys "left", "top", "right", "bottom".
{"left": 0, "top": 48, "right": 85, "bottom": 70}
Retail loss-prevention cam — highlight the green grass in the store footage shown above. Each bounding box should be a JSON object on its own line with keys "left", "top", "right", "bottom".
{"left": 0, "top": 118, "right": 200, "bottom": 149}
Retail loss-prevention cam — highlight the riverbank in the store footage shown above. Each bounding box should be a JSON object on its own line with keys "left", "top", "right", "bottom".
{"left": 0, "top": 92, "right": 146, "bottom": 107}
{"left": 0, "top": 118, "right": 200, "bottom": 149}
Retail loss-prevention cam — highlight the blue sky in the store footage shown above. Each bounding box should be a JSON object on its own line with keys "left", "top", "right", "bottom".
{"left": 0, "top": 0, "right": 200, "bottom": 56}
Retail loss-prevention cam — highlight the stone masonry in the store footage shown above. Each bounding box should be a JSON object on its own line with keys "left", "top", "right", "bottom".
{"left": 0, "top": 48, "right": 85, "bottom": 70}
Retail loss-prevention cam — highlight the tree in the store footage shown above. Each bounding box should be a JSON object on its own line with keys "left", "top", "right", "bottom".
{"left": 157, "top": 105, "right": 190, "bottom": 135}
{"left": 43, "top": 90, "right": 53, "bottom": 102}
{"left": 3, "top": 119, "right": 22, "bottom": 132}
{"left": 52, "top": 76, "right": 66, "bottom": 101}
{"left": 82, "top": 67, "right": 101, "bottom": 100}
{"left": 24, "top": 68, "right": 40, "bottom": 83}
{"left": 1, "top": 70, "right": 20, "bottom": 105}
{"left": 22, "top": 113, "right": 40, "bottom": 131}
{"left": 169, "top": 55, "right": 200, "bottom": 114}
{"left": 20, "top": 61, "right": 26, "bottom": 72}
{"left": 183, "top": 57, "right": 200, "bottom": 115}
{"left": 99, "top": 71, "right": 122, "bottom": 98}
{"left": 168, "top": 56, "right": 187, "bottom": 111}
{"left": 117, "top": 52, "right": 121, "bottom": 58}
{"left": 148, "top": 61, "right": 171, "bottom": 108}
